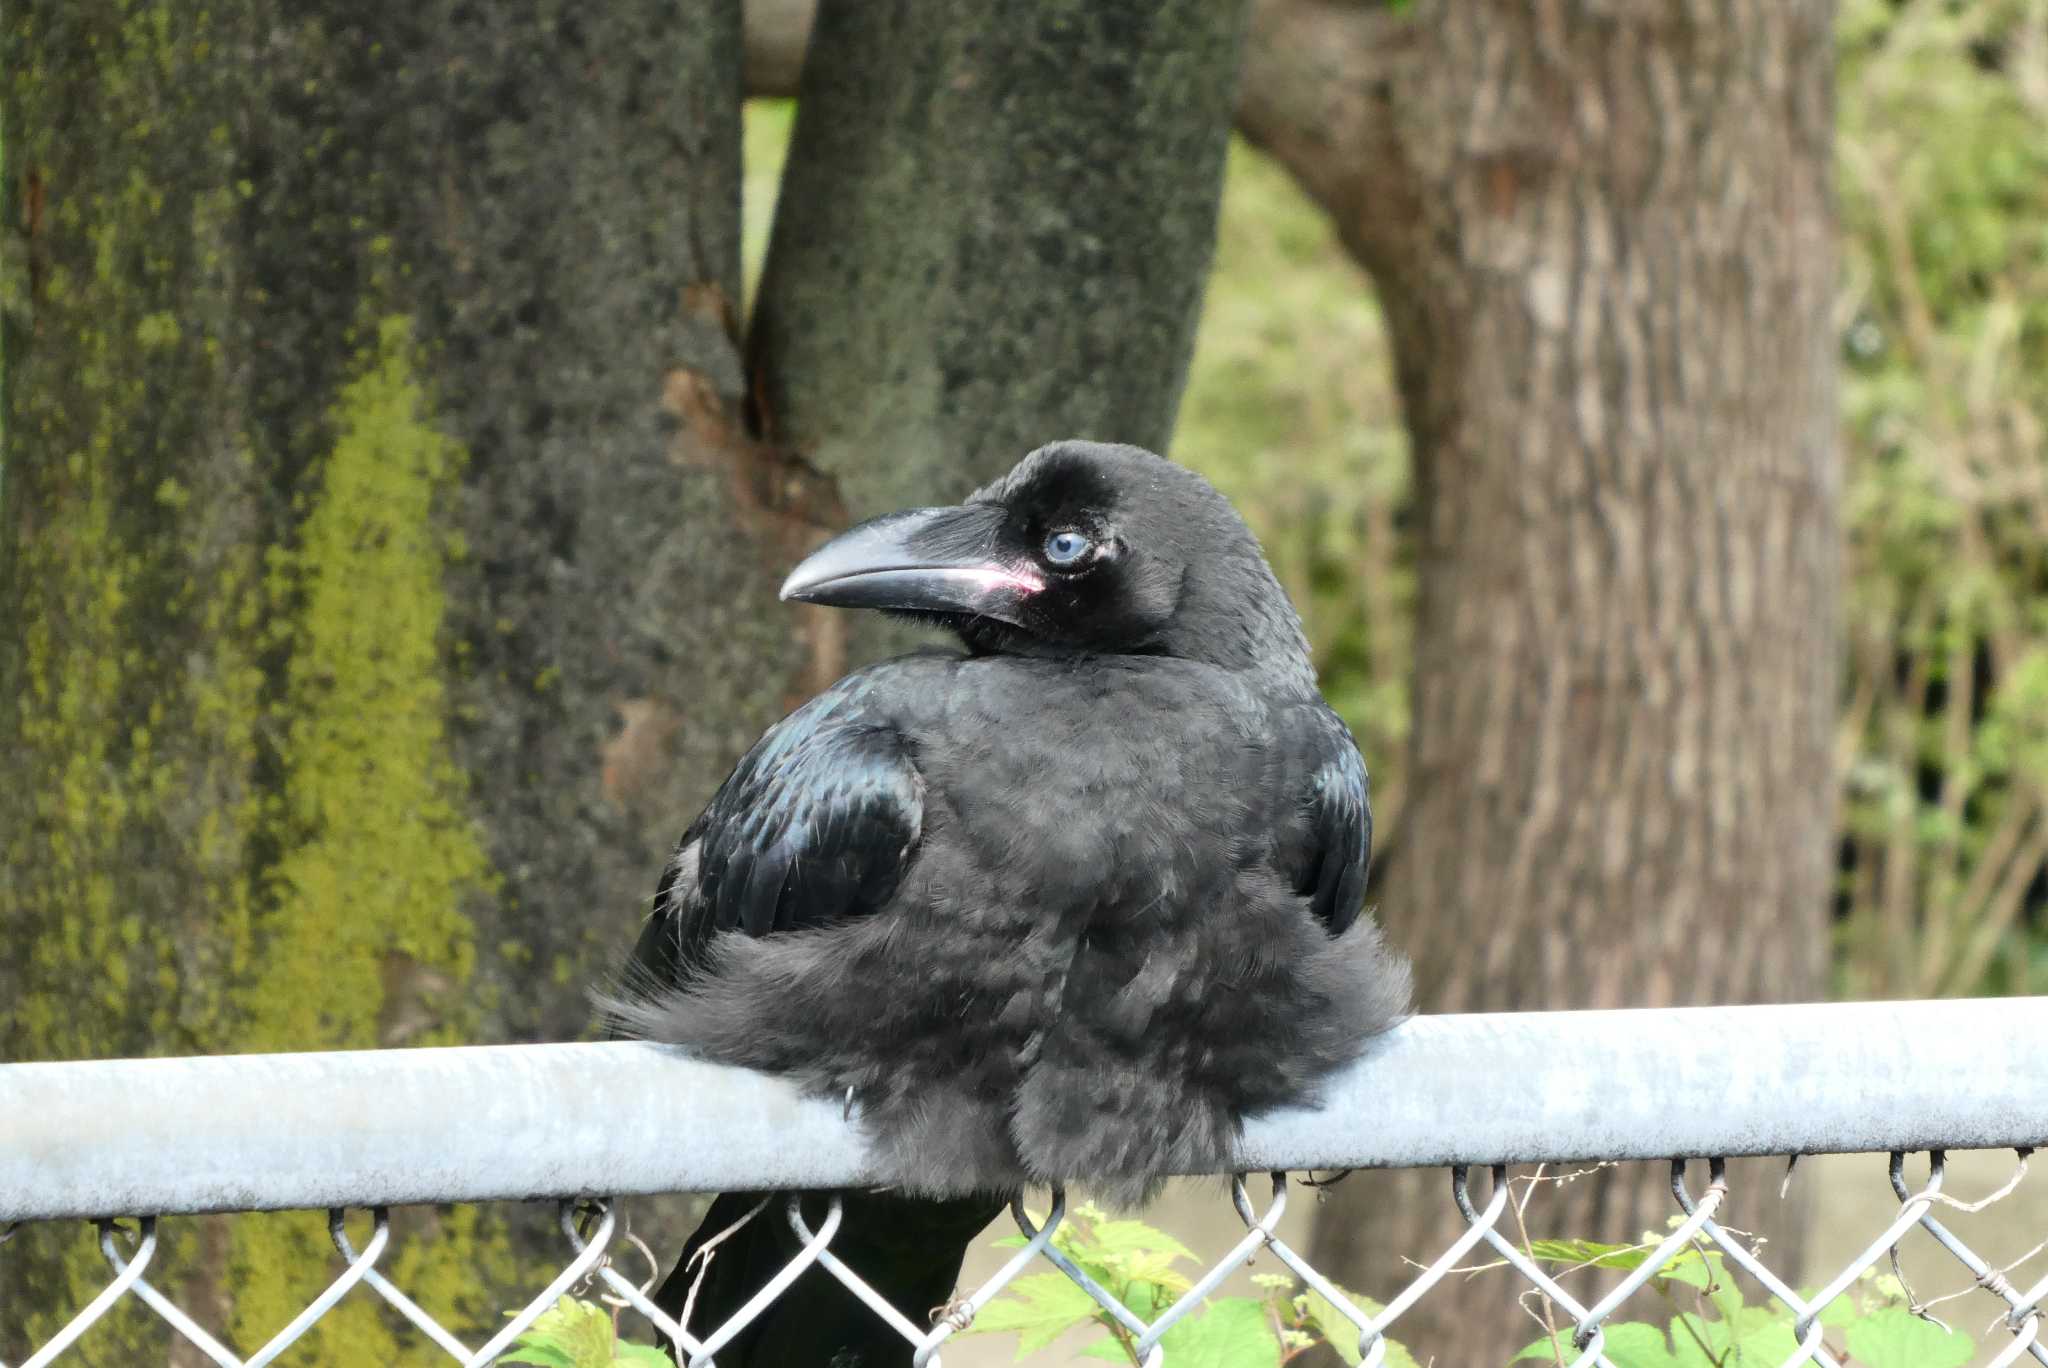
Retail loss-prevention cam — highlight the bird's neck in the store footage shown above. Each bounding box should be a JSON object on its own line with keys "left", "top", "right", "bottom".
{"left": 953, "top": 622, "right": 1319, "bottom": 693}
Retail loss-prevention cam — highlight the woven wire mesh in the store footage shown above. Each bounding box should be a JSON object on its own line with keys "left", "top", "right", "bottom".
{"left": 6, "top": 1151, "right": 2044, "bottom": 1367}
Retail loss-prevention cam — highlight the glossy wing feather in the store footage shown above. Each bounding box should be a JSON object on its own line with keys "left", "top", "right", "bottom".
{"left": 1285, "top": 703, "right": 1373, "bottom": 936}
{"left": 630, "top": 679, "right": 924, "bottom": 989}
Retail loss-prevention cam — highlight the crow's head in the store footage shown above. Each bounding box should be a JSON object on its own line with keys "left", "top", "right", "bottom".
{"left": 780, "top": 440, "right": 1314, "bottom": 678}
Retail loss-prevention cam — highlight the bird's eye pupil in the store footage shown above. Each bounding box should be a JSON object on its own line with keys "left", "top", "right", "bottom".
{"left": 1044, "top": 531, "right": 1092, "bottom": 566}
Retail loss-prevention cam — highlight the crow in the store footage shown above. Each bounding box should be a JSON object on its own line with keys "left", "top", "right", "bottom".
{"left": 607, "top": 440, "right": 1409, "bottom": 1365}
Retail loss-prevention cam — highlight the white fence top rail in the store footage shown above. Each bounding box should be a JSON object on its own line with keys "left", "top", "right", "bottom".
{"left": 3, "top": 997, "right": 2044, "bottom": 1223}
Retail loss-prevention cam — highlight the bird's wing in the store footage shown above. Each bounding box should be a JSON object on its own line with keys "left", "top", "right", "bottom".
{"left": 628, "top": 676, "right": 925, "bottom": 990}
{"left": 1278, "top": 702, "right": 1374, "bottom": 936}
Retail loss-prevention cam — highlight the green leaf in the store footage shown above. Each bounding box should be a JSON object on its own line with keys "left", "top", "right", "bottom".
{"left": 1083, "top": 1219, "right": 1200, "bottom": 1265}
{"left": 496, "top": 1349, "right": 576, "bottom": 1368}
{"left": 1652, "top": 1252, "right": 1720, "bottom": 1292}
{"left": 1117, "top": 1279, "right": 1175, "bottom": 1323}
{"left": 1154, "top": 1297, "right": 1281, "bottom": 1368}
{"left": 1078, "top": 1335, "right": 1134, "bottom": 1362}
{"left": 502, "top": 1298, "right": 622, "bottom": 1368}
{"left": 965, "top": 1272, "right": 1107, "bottom": 1356}
{"left": 1810, "top": 1288, "right": 1859, "bottom": 1329}
{"left": 1518, "top": 1309, "right": 1805, "bottom": 1368}
{"left": 612, "top": 1344, "right": 677, "bottom": 1367}
{"left": 1726, "top": 1304, "right": 1803, "bottom": 1363}
{"left": 1843, "top": 1307, "right": 1973, "bottom": 1368}
{"left": 1097, "top": 1247, "right": 1198, "bottom": 1296}
{"left": 1525, "top": 1238, "right": 1720, "bottom": 1291}
{"left": 1525, "top": 1237, "right": 1642, "bottom": 1268}
{"left": 1296, "top": 1284, "right": 1418, "bottom": 1368}
{"left": 1598, "top": 1321, "right": 1692, "bottom": 1368}
{"left": 1018, "top": 1210, "right": 1204, "bottom": 1304}
{"left": 1515, "top": 1321, "right": 1681, "bottom": 1368}
{"left": 1666, "top": 1306, "right": 1801, "bottom": 1365}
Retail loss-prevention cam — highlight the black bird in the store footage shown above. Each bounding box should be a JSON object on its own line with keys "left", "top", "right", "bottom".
{"left": 609, "top": 440, "right": 1409, "bottom": 1365}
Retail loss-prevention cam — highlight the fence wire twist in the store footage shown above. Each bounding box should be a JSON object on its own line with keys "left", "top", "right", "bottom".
{"left": 7, "top": 1150, "right": 2045, "bottom": 1368}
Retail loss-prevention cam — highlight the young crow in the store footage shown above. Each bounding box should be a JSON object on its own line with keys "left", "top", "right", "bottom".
{"left": 609, "top": 440, "right": 1409, "bottom": 1365}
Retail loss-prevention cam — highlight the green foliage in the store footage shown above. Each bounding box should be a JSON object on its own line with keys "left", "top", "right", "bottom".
{"left": 494, "top": 1218, "right": 1977, "bottom": 1368}
{"left": 1518, "top": 1237, "right": 1720, "bottom": 1292}
{"left": 1509, "top": 1234, "right": 1976, "bottom": 1368}
{"left": 1293, "top": 1283, "right": 1422, "bottom": 1368}
{"left": 967, "top": 1204, "right": 1417, "bottom": 1366}
{"left": 1833, "top": 0, "right": 2048, "bottom": 996}
{"left": 501, "top": 1298, "right": 675, "bottom": 1368}
{"left": 1841, "top": 1305, "right": 1974, "bottom": 1368}
{"left": 977, "top": 1272, "right": 1115, "bottom": 1356}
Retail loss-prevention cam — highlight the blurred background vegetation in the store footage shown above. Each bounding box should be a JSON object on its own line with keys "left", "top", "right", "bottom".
{"left": 1831, "top": 0, "right": 2048, "bottom": 998}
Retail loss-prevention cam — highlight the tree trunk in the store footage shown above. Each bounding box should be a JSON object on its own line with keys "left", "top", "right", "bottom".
{"left": 748, "top": 0, "right": 1249, "bottom": 665}
{"left": 2, "top": 1, "right": 760, "bottom": 1359}
{"left": 1239, "top": 3, "right": 1840, "bottom": 1359}
{"left": 3, "top": 0, "right": 1249, "bottom": 1359}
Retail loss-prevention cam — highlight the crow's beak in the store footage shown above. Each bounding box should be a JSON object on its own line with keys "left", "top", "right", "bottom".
{"left": 779, "top": 504, "right": 1045, "bottom": 623}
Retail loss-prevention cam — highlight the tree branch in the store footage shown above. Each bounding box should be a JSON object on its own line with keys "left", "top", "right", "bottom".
{"left": 742, "top": 0, "right": 1419, "bottom": 269}
{"left": 1236, "top": 0, "right": 1418, "bottom": 267}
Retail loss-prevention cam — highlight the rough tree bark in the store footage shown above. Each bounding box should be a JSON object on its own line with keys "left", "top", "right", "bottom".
{"left": 3, "top": 2, "right": 765, "bottom": 1360}
{"left": 1237, "top": 2, "right": 1840, "bottom": 1359}
{"left": 751, "top": 0, "right": 1249, "bottom": 665}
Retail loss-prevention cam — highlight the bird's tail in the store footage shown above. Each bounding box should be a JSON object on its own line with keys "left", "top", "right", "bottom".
{"left": 653, "top": 1188, "right": 1006, "bottom": 1367}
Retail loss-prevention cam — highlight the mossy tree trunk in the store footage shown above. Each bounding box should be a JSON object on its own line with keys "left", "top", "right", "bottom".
{"left": 3, "top": 1, "right": 764, "bottom": 1359}
{"left": 2, "top": 0, "right": 1245, "bottom": 1360}
{"left": 1238, "top": 2, "right": 1840, "bottom": 1360}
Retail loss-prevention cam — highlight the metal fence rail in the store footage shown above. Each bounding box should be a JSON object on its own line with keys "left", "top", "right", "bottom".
{"left": 4, "top": 998, "right": 2046, "bottom": 1367}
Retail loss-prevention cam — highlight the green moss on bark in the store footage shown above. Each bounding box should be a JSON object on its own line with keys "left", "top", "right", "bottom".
{"left": 249, "top": 314, "right": 487, "bottom": 1051}
{"left": 210, "top": 315, "right": 497, "bottom": 1363}
{"left": 3, "top": 6, "right": 278, "bottom": 1355}
{"left": 5, "top": 0, "right": 750, "bottom": 1357}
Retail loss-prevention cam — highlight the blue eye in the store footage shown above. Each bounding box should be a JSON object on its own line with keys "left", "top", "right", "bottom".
{"left": 1043, "top": 530, "right": 1093, "bottom": 566}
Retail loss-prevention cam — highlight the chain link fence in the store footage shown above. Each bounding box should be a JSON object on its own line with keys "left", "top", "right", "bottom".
{"left": 5, "top": 999, "right": 2046, "bottom": 1367}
